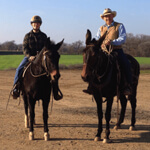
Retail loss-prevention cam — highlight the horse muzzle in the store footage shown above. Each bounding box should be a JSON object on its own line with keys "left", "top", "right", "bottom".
{"left": 81, "top": 74, "right": 89, "bottom": 82}
{"left": 81, "top": 65, "right": 88, "bottom": 82}
{"left": 50, "top": 70, "right": 60, "bottom": 81}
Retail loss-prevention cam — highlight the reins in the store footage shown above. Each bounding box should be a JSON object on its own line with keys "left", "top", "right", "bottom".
{"left": 6, "top": 50, "right": 54, "bottom": 110}
{"left": 94, "top": 53, "right": 111, "bottom": 82}
{"left": 30, "top": 65, "right": 48, "bottom": 78}
{"left": 29, "top": 50, "right": 50, "bottom": 78}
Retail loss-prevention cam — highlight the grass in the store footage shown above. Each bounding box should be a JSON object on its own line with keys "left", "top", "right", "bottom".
{"left": 135, "top": 57, "right": 150, "bottom": 65}
{"left": 140, "top": 70, "right": 150, "bottom": 74}
{"left": 59, "top": 55, "right": 83, "bottom": 66}
{"left": 0, "top": 55, "right": 150, "bottom": 71}
{"left": 0, "top": 55, "right": 24, "bottom": 70}
{"left": 0, "top": 55, "right": 83, "bottom": 70}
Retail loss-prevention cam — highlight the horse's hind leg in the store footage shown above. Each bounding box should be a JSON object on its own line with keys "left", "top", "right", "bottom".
{"left": 103, "top": 97, "right": 113, "bottom": 143}
{"left": 114, "top": 94, "right": 127, "bottom": 130}
{"left": 42, "top": 99, "right": 50, "bottom": 141}
{"left": 23, "top": 94, "right": 29, "bottom": 128}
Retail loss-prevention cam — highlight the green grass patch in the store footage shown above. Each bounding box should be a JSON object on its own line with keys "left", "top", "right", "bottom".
{"left": 140, "top": 70, "right": 150, "bottom": 74}
{"left": 0, "top": 55, "right": 150, "bottom": 71}
{"left": 60, "top": 55, "right": 83, "bottom": 66}
{"left": 135, "top": 57, "right": 150, "bottom": 64}
{"left": 0, "top": 55, "right": 24, "bottom": 70}
{"left": 0, "top": 55, "right": 83, "bottom": 70}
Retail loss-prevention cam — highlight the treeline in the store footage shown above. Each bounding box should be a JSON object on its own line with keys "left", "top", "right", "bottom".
{"left": 0, "top": 33, "right": 150, "bottom": 56}
{"left": 0, "top": 40, "right": 22, "bottom": 51}
{"left": 123, "top": 33, "right": 150, "bottom": 57}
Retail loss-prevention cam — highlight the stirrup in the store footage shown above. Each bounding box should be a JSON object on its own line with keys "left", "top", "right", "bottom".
{"left": 11, "top": 84, "right": 20, "bottom": 99}
{"left": 54, "top": 89, "right": 63, "bottom": 101}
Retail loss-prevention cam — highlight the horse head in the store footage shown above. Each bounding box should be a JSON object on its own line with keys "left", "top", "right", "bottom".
{"left": 42, "top": 37, "right": 64, "bottom": 81}
{"left": 81, "top": 29, "right": 106, "bottom": 82}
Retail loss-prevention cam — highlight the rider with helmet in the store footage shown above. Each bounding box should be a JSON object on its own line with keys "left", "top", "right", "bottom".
{"left": 12, "top": 15, "right": 62, "bottom": 100}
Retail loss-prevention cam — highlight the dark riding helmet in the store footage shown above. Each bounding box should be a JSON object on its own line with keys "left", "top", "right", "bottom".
{"left": 30, "top": 15, "right": 42, "bottom": 24}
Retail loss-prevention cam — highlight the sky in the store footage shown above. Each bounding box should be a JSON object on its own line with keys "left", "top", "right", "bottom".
{"left": 0, "top": 0, "right": 150, "bottom": 44}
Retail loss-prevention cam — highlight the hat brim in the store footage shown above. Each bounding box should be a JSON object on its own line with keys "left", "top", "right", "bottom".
{"left": 100, "top": 11, "right": 116, "bottom": 19}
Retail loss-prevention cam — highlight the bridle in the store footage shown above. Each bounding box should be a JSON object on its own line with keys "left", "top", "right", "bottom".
{"left": 83, "top": 46, "right": 111, "bottom": 82}
{"left": 23, "top": 50, "right": 52, "bottom": 78}
{"left": 30, "top": 50, "right": 51, "bottom": 78}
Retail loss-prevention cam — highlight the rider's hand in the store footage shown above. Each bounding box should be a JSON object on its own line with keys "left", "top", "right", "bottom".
{"left": 105, "top": 39, "right": 112, "bottom": 46}
{"left": 29, "top": 56, "right": 35, "bottom": 61}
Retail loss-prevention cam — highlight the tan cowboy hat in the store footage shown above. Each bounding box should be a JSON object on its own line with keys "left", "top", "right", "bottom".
{"left": 100, "top": 8, "right": 117, "bottom": 19}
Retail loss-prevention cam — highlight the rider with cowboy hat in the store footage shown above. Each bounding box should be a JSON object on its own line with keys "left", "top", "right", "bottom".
{"left": 83, "top": 8, "right": 132, "bottom": 95}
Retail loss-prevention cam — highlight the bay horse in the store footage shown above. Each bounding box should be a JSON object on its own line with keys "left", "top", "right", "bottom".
{"left": 81, "top": 30, "right": 140, "bottom": 143}
{"left": 21, "top": 37, "right": 64, "bottom": 141}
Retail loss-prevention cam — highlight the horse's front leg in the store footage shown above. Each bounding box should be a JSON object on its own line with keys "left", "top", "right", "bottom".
{"left": 23, "top": 94, "right": 29, "bottom": 128}
{"left": 93, "top": 92, "right": 103, "bottom": 142}
{"left": 103, "top": 97, "right": 113, "bottom": 143}
{"left": 28, "top": 97, "right": 36, "bottom": 140}
{"left": 42, "top": 99, "right": 50, "bottom": 141}
{"left": 128, "top": 86, "right": 137, "bottom": 131}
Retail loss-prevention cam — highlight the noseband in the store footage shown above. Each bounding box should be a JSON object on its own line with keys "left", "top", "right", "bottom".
{"left": 42, "top": 50, "right": 50, "bottom": 76}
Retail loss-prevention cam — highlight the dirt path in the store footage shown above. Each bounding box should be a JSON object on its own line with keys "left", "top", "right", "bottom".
{"left": 0, "top": 70, "right": 150, "bottom": 150}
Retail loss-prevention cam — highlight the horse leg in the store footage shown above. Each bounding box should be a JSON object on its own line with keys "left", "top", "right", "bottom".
{"left": 128, "top": 87, "right": 137, "bottom": 130}
{"left": 28, "top": 98, "right": 36, "bottom": 140}
{"left": 23, "top": 94, "right": 29, "bottom": 128}
{"left": 114, "top": 94, "right": 127, "bottom": 130}
{"left": 42, "top": 99, "right": 50, "bottom": 141}
{"left": 103, "top": 97, "right": 113, "bottom": 143}
{"left": 93, "top": 92, "right": 103, "bottom": 142}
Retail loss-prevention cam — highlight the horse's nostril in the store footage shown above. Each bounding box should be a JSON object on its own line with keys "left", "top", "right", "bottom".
{"left": 81, "top": 75, "right": 88, "bottom": 82}
{"left": 54, "top": 74, "right": 60, "bottom": 80}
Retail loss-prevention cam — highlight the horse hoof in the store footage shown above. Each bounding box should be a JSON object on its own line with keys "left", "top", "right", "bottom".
{"left": 113, "top": 125, "right": 121, "bottom": 130}
{"left": 103, "top": 138, "right": 112, "bottom": 143}
{"left": 29, "top": 132, "right": 34, "bottom": 140}
{"left": 44, "top": 132, "right": 50, "bottom": 141}
{"left": 94, "top": 136, "right": 101, "bottom": 141}
{"left": 129, "top": 126, "right": 135, "bottom": 131}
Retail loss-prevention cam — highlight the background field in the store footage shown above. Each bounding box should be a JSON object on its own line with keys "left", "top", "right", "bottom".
{"left": 0, "top": 55, "right": 150, "bottom": 71}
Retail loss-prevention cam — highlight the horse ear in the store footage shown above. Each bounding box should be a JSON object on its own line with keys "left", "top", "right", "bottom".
{"left": 97, "top": 31, "right": 107, "bottom": 47}
{"left": 86, "top": 29, "right": 92, "bottom": 45}
{"left": 55, "top": 39, "right": 64, "bottom": 51}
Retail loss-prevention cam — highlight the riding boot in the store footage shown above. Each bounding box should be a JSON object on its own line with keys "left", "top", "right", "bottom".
{"left": 123, "top": 84, "right": 132, "bottom": 95}
{"left": 83, "top": 84, "right": 93, "bottom": 95}
{"left": 52, "top": 79, "right": 63, "bottom": 101}
{"left": 11, "top": 82, "right": 20, "bottom": 99}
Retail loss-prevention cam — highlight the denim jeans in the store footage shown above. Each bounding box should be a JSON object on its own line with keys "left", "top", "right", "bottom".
{"left": 14, "top": 56, "right": 29, "bottom": 85}
{"left": 113, "top": 49, "right": 132, "bottom": 84}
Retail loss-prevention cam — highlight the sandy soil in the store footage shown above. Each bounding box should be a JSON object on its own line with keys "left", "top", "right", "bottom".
{"left": 0, "top": 69, "right": 150, "bottom": 150}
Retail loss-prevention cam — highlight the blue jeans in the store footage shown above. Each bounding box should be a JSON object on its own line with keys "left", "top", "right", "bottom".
{"left": 113, "top": 49, "right": 132, "bottom": 84}
{"left": 14, "top": 56, "right": 29, "bottom": 85}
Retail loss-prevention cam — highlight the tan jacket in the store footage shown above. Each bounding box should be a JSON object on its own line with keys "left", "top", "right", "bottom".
{"left": 100, "top": 22, "right": 122, "bottom": 50}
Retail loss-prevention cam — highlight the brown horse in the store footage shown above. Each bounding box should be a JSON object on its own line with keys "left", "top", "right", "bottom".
{"left": 81, "top": 30, "right": 140, "bottom": 143}
{"left": 21, "top": 37, "right": 63, "bottom": 141}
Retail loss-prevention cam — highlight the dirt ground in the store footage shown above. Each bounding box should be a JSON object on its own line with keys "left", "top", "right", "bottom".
{"left": 0, "top": 69, "right": 150, "bottom": 150}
